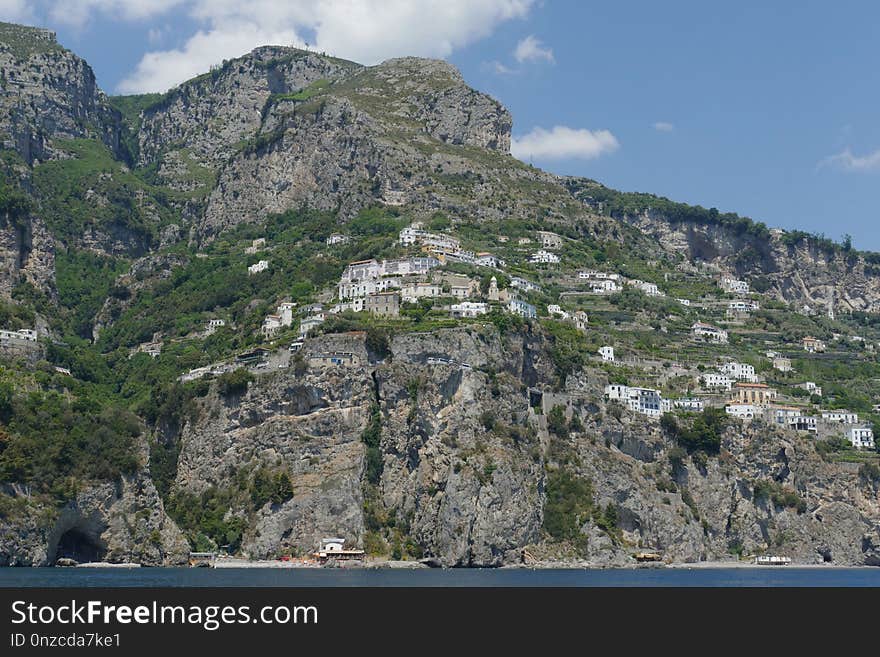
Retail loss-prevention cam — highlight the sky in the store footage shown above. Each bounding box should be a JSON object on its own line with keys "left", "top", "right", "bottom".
{"left": 2, "top": 1, "right": 879, "bottom": 248}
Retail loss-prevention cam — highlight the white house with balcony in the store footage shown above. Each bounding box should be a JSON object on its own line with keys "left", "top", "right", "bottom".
{"left": 692, "top": 322, "right": 728, "bottom": 344}
{"left": 604, "top": 384, "right": 663, "bottom": 417}
{"left": 547, "top": 304, "right": 569, "bottom": 320}
{"left": 510, "top": 276, "right": 541, "bottom": 293}
{"left": 720, "top": 361, "right": 757, "bottom": 382}
{"left": 449, "top": 301, "right": 488, "bottom": 319}
{"left": 507, "top": 299, "right": 537, "bottom": 318}
{"left": 674, "top": 398, "right": 705, "bottom": 411}
{"left": 598, "top": 346, "right": 615, "bottom": 362}
{"left": 848, "top": 426, "right": 875, "bottom": 449}
{"left": 629, "top": 279, "right": 662, "bottom": 297}
{"left": 720, "top": 276, "right": 749, "bottom": 295}
{"left": 529, "top": 250, "right": 560, "bottom": 265}
{"left": 702, "top": 372, "right": 733, "bottom": 390}
{"left": 248, "top": 260, "right": 269, "bottom": 275}
{"left": 821, "top": 410, "right": 859, "bottom": 424}
{"left": 726, "top": 404, "right": 759, "bottom": 420}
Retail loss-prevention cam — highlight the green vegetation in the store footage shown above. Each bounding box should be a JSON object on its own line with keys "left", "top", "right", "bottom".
{"left": 752, "top": 479, "right": 807, "bottom": 514}
{"left": 0, "top": 22, "right": 63, "bottom": 59}
{"left": 660, "top": 409, "right": 728, "bottom": 456}
{"left": 543, "top": 467, "right": 593, "bottom": 543}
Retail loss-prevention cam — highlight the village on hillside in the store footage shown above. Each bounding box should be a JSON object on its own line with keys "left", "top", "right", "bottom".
{"left": 101, "top": 214, "right": 880, "bottom": 454}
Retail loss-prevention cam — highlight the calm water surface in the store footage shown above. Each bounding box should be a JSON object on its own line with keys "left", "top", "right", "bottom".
{"left": 2, "top": 567, "right": 880, "bottom": 587}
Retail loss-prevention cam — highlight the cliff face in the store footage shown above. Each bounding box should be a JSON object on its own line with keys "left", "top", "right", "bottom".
{"left": 618, "top": 209, "right": 880, "bottom": 314}
{"left": 0, "top": 23, "right": 122, "bottom": 165}
{"left": 172, "top": 328, "right": 880, "bottom": 566}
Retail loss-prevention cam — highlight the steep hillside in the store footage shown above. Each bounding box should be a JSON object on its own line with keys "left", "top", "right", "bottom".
{"left": 0, "top": 22, "right": 878, "bottom": 568}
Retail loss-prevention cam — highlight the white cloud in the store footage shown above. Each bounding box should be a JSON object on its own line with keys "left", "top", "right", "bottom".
{"left": 482, "top": 60, "right": 516, "bottom": 75}
{"left": 653, "top": 121, "right": 674, "bottom": 133}
{"left": 513, "top": 34, "right": 553, "bottom": 63}
{"left": 0, "top": 0, "right": 34, "bottom": 23}
{"left": 118, "top": 24, "right": 302, "bottom": 93}
{"left": 511, "top": 125, "right": 619, "bottom": 161}
{"left": 820, "top": 148, "right": 880, "bottom": 172}
{"left": 10, "top": 1, "right": 537, "bottom": 92}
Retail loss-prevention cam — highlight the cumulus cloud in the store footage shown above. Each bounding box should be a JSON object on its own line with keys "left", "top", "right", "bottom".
{"left": 482, "top": 60, "right": 516, "bottom": 75}
{"left": 653, "top": 121, "right": 674, "bottom": 132}
{"left": 0, "top": 0, "right": 35, "bottom": 22}
{"left": 11, "top": 1, "right": 537, "bottom": 92}
{"left": 511, "top": 125, "right": 619, "bottom": 161}
{"left": 513, "top": 34, "right": 553, "bottom": 63}
{"left": 819, "top": 148, "right": 880, "bottom": 172}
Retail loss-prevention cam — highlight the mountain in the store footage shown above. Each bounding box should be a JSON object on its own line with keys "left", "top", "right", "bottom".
{"left": 0, "top": 22, "right": 878, "bottom": 567}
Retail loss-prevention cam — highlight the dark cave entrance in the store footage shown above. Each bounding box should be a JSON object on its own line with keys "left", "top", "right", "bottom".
{"left": 56, "top": 529, "right": 106, "bottom": 564}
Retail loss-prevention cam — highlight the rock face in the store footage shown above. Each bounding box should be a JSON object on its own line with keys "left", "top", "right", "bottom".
{"left": 0, "top": 470, "right": 189, "bottom": 566}
{"left": 615, "top": 208, "right": 880, "bottom": 314}
{"left": 172, "top": 327, "right": 880, "bottom": 566}
{"left": 0, "top": 22, "right": 121, "bottom": 165}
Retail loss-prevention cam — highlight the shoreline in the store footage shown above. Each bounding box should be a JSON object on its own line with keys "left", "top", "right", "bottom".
{"left": 36, "top": 559, "right": 876, "bottom": 570}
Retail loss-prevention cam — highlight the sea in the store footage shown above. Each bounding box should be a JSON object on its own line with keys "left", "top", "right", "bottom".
{"left": 2, "top": 567, "right": 880, "bottom": 587}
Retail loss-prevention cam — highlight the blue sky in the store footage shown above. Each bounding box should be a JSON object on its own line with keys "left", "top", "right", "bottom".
{"left": 3, "top": 1, "right": 879, "bottom": 248}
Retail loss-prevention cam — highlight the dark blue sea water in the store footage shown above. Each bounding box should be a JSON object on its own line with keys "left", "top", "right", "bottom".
{"left": 2, "top": 567, "right": 879, "bottom": 587}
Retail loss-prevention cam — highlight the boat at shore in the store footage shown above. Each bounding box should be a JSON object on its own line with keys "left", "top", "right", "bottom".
{"left": 754, "top": 556, "right": 791, "bottom": 566}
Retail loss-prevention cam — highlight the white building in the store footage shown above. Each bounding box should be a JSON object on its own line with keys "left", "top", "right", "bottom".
{"left": 507, "top": 299, "right": 537, "bottom": 318}
{"left": 702, "top": 372, "right": 733, "bottom": 390}
{"left": 726, "top": 404, "right": 760, "bottom": 420}
{"left": 798, "top": 381, "right": 823, "bottom": 397}
{"left": 244, "top": 238, "right": 266, "bottom": 254}
{"left": 773, "top": 357, "right": 793, "bottom": 372}
{"left": 248, "top": 260, "right": 269, "bottom": 275}
{"left": 802, "top": 336, "right": 827, "bottom": 353}
{"left": 547, "top": 304, "right": 569, "bottom": 320}
{"left": 261, "top": 315, "right": 283, "bottom": 339}
{"left": 604, "top": 384, "right": 663, "bottom": 417}
{"left": 326, "top": 233, "right": 350, "bottom": 246}
{"left": 587, "top": 279, "right": 621, "bottom": 294}
{"left": 399, "top": 223, "right": 460, "bottom": 252}
{"left": 766, "top": 406, "right": 817, "bottom": 433}
{"left": 630, "top": 279, "right": 662, "bottom": 297}
{"left": 529, "top": 250, "right": 560, "bottom": 265}
{"left": 449, "top": 302, "right": 489, "bottom": 318}
{"left": 401, "top": 282, "right": 441, "bottom": 303}
{"left": 573, "top": 311, "right": 589, "bottom": 332}
{"left": 674, "top": 398, "right": 705, "bottom": 412}
{"left": 677, "top": 298, "right": 691, "bottom": 307}
{"left": 536, "top": 231, "right": 563, "bottom": 249}
{"left": 720, "top": 276, "right": 749, "bottom": 295}
{"left": 475, "top": 252, "right": 505, "bottom": 268}
{"left": 0, "top": 328, "right": 37, "bottom": 343}
{"left": 727, "top": 301, "right": 760, "bottom": 317}
{"left": 692, "top": 322, "right": 728, "bottom": 344}
{"left": 578, "top": 271, "right": 620, "bottom": 281}
{"left": 509, "top": 276, "right": 541, "bottom": 293}
{"left": 338, "top": 277, "right": 401, "bottom": 301}
{"left": 598, "top": 346, "right": 615, "bottom": 362}
{"left": 299, "top": 315, "right": 324, "bottom": 338}
{"left": 720, "top": 361, "right": 757, "bottom": 382}
{"left": 848, "top": 426, "right": 875, "bottom": 449}
{"left": 821, "top": 410, "right": 859, "bottom": 424}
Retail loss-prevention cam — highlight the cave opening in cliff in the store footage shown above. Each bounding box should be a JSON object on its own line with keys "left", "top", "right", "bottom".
{"left": 56, "top": 529, "right": 106, "bottom": 564}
